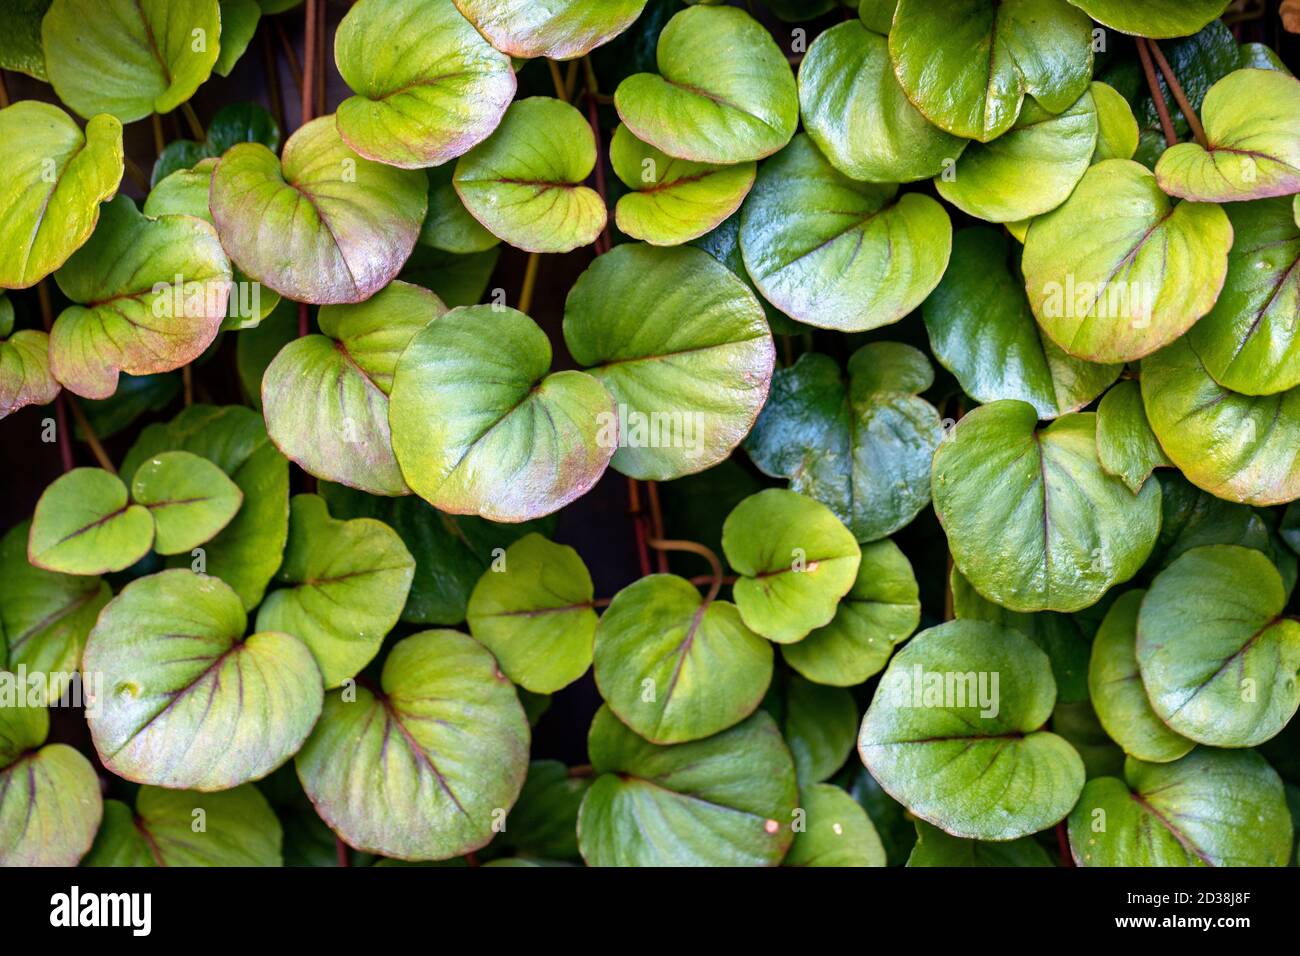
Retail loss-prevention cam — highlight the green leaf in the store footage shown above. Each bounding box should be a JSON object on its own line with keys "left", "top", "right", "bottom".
{"left": 746, "top": 345, "right": 944, "bottom": 541}
{"left": 1185, "top": 197, "right": 1300, "bottom": 396}
{"left": 906, "top": 819, "right": 1052, "bottom": 867}
{"left": 1095, "top": 380, "right": 1171, "bottom": 493}
{"left": 419, "top": 164, "right": 499, "bottom": 254}
{"left": 889, "top": 0, "right": 1093, "bottom": 142}
{"left": 498, "top": 760, "right": 590, "bottom": 861}
{"left": 295, "top": 629, "right": 530, "bottom": 861}
{"left": 42, "top": 0, "right": 221, "bottom": 122}
{"left": 783, "top": 539, "right": 920, "bottom": 687}
{"left": 1068, "top": 749, "right": 1291, "bottom": 866}
{"left": 0, "top": 330, "right": 60, "bottom": 419}
{"left": 84, "top": 785, "right": 282, "bottom": 866}
{"left": 0, "top": 101, "right": 122, "bottom": 289}
{"left": 236, "top": 298, "right": 296, "bottom": 409}
{"left": 785, "top": 783, "right": 886, "bottom": 867}
{"left": 0, "top": 0, "right": 51, "bottom": 80}
{"left": 859, "top": 620, "right": 1085, "bottom": 840}
{"left": 937, "top": 94, "right": 1097, "bottom": 223}
{"left": 923, "top": 228, "right": 1121, "bottom": 419}
{"left": 335, "top": 0, "right": 515, "bottom": 169}
{"left": 577, "top": 707, "right": 797, "bottom": 866}
{"left": 613, "top": 6, "right": 797, "bottom": 164}
{"left": 723, "top": 489, "right": 862, "bottom": 644}
{"left": 1137, "top": 545, "right": 1300, "bottom": 748}
{"left": 1156, "top": 70, "right": 1300, "bottom": 202}
{"left": 453, "top": 97, "right": 606, "bottom": 253}
{"left": 467, "top": 533, "right": 596, "bottom": 694}
{"left": 28, "top": 467, "right": 153, "bottom": 575}
{"left": 389, "top": 305, "right": 615, "bottom": 522}
{"left": 84, "top": 569, "right": 322, "bottom": 789}
{"left": 1150, "top": 472, "right": 1278, "bottom": 572}
{"left": 210, "top": 115, "right": 426, "bottom": 304}
{"left": 75, "top": 372, "right": 180, "bottom": 440}
{"left": 1090, "top": 81, "right": 1139, "bottom": 162}
{"left": 1022, "top": 159, "right": 1233, "bottom": 364}
{"left": 690, "top": 209, "right": 803, "bottom": 335}
{"left": 50, "top": 195, "right": 232, "bottom": 399}
{"left": 798, "top": 20, "right": 965, "bottom": 184}
{"left": 1088, "top": 589, "right": 1195, "bottom": 763}
{"left": 122, "top": 405, "right": 289, "bottom": 610}
{"left": 255, "top": 494, "right": 414, "bottom": 688}
{"left": 1053, "top": 698, "right": 1125, "bottom": 779}
{"left": 740, "top": 135, "right": 952, "bottom": 332}
{"left": 593, "top": 574, "right": 772, "bottom": 744}
{"left": 263, "top": 281, "right": 445, "bottom": 495}
{"left": 765, "top": 673, "right": 856, "bottom": 784}
{"left": 1064, "top": 0, "right": 1230, "bottom": 39}
{"left": 932, "top": 402, "right": 1162, "bottom": 613}
{"left": 150, "top": 102, "right": 281, "bottom": 186}
{"left": 214, "top": 0, "right": 259, "bottom": 76}
{"left": 453, "top": 0, "right": 649, "bottom": 60}
{"left": 610, "top": 125, "right": 756, "bottom": 246}
{"left": 0, "top": 520, "right": 109, "bottom": 682}
{"left": 131, "top": 450, "right": 244, "bottom": 555}
{"left": 563, "top": 243, "right": 774, "bottom": 481}
{"left": 1141, "top": 335, "right": 1300, "bottom": 506}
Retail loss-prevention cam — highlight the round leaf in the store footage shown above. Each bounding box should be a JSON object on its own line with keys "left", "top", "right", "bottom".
{"left": 766, "top": 674, "right": 857, "bottom": 784}
{"left": 1063, "top": 0, "right": 1231, "bottom": 39}
{"left": 1022, "top": 159, "right": 1233, "bottom": 364}
{"left": 419, "top": 164, "right": 499, "bottom": 254}
{"left": 0, "top": 330, "right": 60, "bottom": 419}
{"left": 562, "top": 243, "right": 774, "bottom": 481}
{"left": 859, "top": 620, "right": 1085, "bottom": 840}
{"left": 334, "top": 0, "right": 515, "bottom": 169}
{"left": 295, "top": 629, "right": 530, "bottom": 861}
{"left": 28, "top": 467, "right": 153, "bottom": 575}
{"left": 593, "top": 574, "right": 773, "bottom": 744}
{"left": 740, "top": 135, "right": 952, "bottom": 332}
{"left": 389, "top": 305, "right": 615, "bottom": 522}
{"left": 1090, "top": 81, "right": 1139, "bottom": 162}
{"left": 906, "top": 819, "right": 1052, "bottom": 867}
{"left": 785, "top": 783, "right": 886, "bottom": 867}
{"left": 1095, "top": 380, "right": 1171, "bottom": 493}
{"left": 932, "top": 402, "right": 1162, "bottom": 613}
{"left": 214, "top": 0, "right": 260, "bottom": 77}
{"left": 131, "top": 450, "right": 244, "bottom": 555}
{"left": 453, "top": 0, "right": 649, "bottom": 60}
{"left": 83, "top": 569, "right": 323, "bottom": 790}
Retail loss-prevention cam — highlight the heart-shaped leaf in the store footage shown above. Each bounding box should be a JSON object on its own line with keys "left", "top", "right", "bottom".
{"left": 937, "top": 93, "right": 1098, "bottom": 223}
{"left": 84, "top": 569, "right": 323, "bottom": 790}
{"left": 1095, "top": 380, "right": 1171, "bottom": 493}
{"left": 453, "top": 0, "right": 649, "bottom": 60}
{"left": 0, "top": 520, "right": 109, "bottom": 680}
{"left": 614, "top": 6, "right": 796, "bottom": 165}
{"left": 83, "top": 784, "right": 282, "bottom": 866}
{"left": 577, "top": 706, "right": 797, "bottom": 866}
{"left": 419, "top": 164, "right": 499, "bottom": 254}
{"left": 932, "top": 402, "right": 1162, "bottom": 613}
{"left": 924, "top": 228, "right": 1122, "bottom": 419}
{"left": 1064, "top": 0, "right": 1229, "bottom": 38}
{"left": 466, "top": 533, "right": 596, "bottom": 694}
{"left": 263, "top": 281, "right": 445, "bottom": 495}
{"left": 745, "top": 344, "right": 944, "bottom": 541}
{"left": 740, "top": 135, "right": 952, "bottom": 332}
{"left": 42, "top": 0, "right": 220, "bottom": 122}
{"left": 765, "top": 673, "right": 856, "bottom": 784}
{"left": 122, "top": 405, "right": 289, "bottom": 610}
{"left": 783, "top": 539, "right": 920, "bottom": 687}
{"left": 785, "top": 783, "right": 886, "bottom": 867}
{"left": 722, "top": 488, "right": 861, "bottom": 644}
{"left": 334, "top": 0, "right": 515, "bottom": 169}
{"left": 0, "top": 694, "right": 101, "bottom": 866}
{"left": 906, "top": 820, "right": 1052, "bottom": 867}
{"left": 1184, "top": 197, "right": 1300, "bottom": 396}
{"left": 610, "top": 125, "right": 756, "bottom": 246}
{"left": 1022, "top": 159, "right": 1233, "bottom": 364}
{"left": 28, "top": 467, "right": 153, "bottom": 575}
{"left": 130, "top": 450, "right": 243, "bottom": 555}
{"left": 1156, "top": 70, "right": 1300, "bottom": 201}
{"left": 0, "top": 330, "right": 59, "bottom": 419}
{"left": 1137, "top": 545, "right": 1300, "bottom": 747}
{"left": 1088, "top": 589, "right": 1195, "bottom": 763}
{"left": 295, "top": 629, "right": 530, "bottom": 861}
{"left": 1141, "top": 336, "right": 1300, "bottom": 506}
{"left": 859, "top": 620, "right": 1085, "bottom": 840}
{"left": 563, "top": 243, "right": 774, "bottom": 481}
{"left": 255, "top": 494, "right": 414, "bottom": 689}
{"left": 1068, "top": 749, "right": 1291, "bottom": 866}
{"left": 389, "top": 305, "right": 615, "bottom": 522}
{"left": 210, "top": 115, "right": 426, "bottom": 304}
{"left": 799, "top": 20, "right": 965, "bottom": 183}
{"left": 889, "top": 0, "right": 1093, "bottom": 142}
{"left": 453, "top": 97, "right": 606, "bottom": 254}
{"left": 0, "top": 101, "right": 122, "bottom": 289}
{"left": 592, "top": 574, "right": 772, "bottom": 744}
{"left": 50, "top": 195, "right": 232, "bottom": 399}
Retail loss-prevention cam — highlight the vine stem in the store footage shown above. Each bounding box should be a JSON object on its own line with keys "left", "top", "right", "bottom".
{"left": 261, "top": 29, "right": 286, "bottom": 132}
{"left": 181, "top": 101, "right": 205, "bottom": 141}
{"left": 1147, "top": 39, "right": 1209, "bottom": 148}
{"left": 151, "top": 112, "right": 166, "bottom": 156}
{"left": 65, "top": 395, "right": 115, "bottom": 474}
{"left": 547, "top": 58, "right": 568, "bottom": 101}
{"left": 275, "top": 18, "right": 304, "bottom": 94}
{"left": 649, "top": 538, "right": 724, "bottom": 604}
{"left": 646, "top": 480, "right": 668, "bottom": 573}
{"left": 1055, "top": 822, "right": 1075, "bottom": 867}
{"left": 1136, "top": 38, "right": 1178, "bottom": 148}
{"left": 37, "top": 282, "right": 75, "bottom": 473}
{"left": 627, "top": 479, "right": 653, "bottom": 577}
{"left": 315, "top": 0, "right": 326, "bottom": 118}
{"left": 182, "top": 364, "right": 193, "bottom": 406}
{"left": 0, "top": 71, "right": 10, "bottom": 109}
{"left": 122, "top": 156, "right": 150, "bottom": 192}
{"left": 302, "top": 0, "right": 318, "bottom": 127}
{"left": 517, "top": 252, "right": 541, "bottom": 313}
{"left": 335, "top": 835, "right": 349, "bottom": 867}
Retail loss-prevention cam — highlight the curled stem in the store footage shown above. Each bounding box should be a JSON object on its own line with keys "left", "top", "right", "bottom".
{"left": 649, "top": 538, "right": 724, "bottom": 604}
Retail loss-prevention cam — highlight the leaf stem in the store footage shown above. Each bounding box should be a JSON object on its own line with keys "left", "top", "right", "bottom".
{"left": 302, "top": 0, "right": 318, "bottom": 127}
{"left": 335, "top": 835, "right": 350, "bottom": 867}
{"left": 518, "top": 251, "right": 541, "bottom": 314}
{"left": 65, "top": 394, "right": 115, "bottom": 474}
{"left": 0, "top": 71, "right": 10, "bottom": 109}
{"left": 275, "top": 18, "right": 304, "bottom": 94}
{"left": 1055, "top": 822, "right": 1075, "bottom": 867}
{"left": 547, "top": 58, "right": 568, "bottom": 101}
{"left": 564, "top": 59, "right": 581, "bottom": 101}
{"left": 649, "top": 538, "right": 724, "bottom": 604}
{"left": 122, "top": 155, "right": 150, "bottom": 192}
{"left": 151, "top": 112, "right": 166, "bottom": 156}
{"left": 315, "top": 0, "right": 327, "bottom": 118}
{"left": 37, "top": 282, "right": 75, "bottom": 473}
{"left": 582, "top": 61, "right": 612, "bottom": 255}
{"left": 627, "top": 479, "right": 653, "bottom": 577}
{"left": 180, "top": 101, "right": 205, "bottom": 141}
{"left": 646, "top": 480, "right": 668, "bottom": 573}
{"left": 182, "top": 364, "right": 193, "bottom": 407}
{"left": 1136, "top": 38, "right": 1178, "bottom": 148}
{"left": 261, "top": 29, "right": 286, "bottom": 133}
{"left": 1147, "top": 39, "right": 1209, "bottom": 149}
